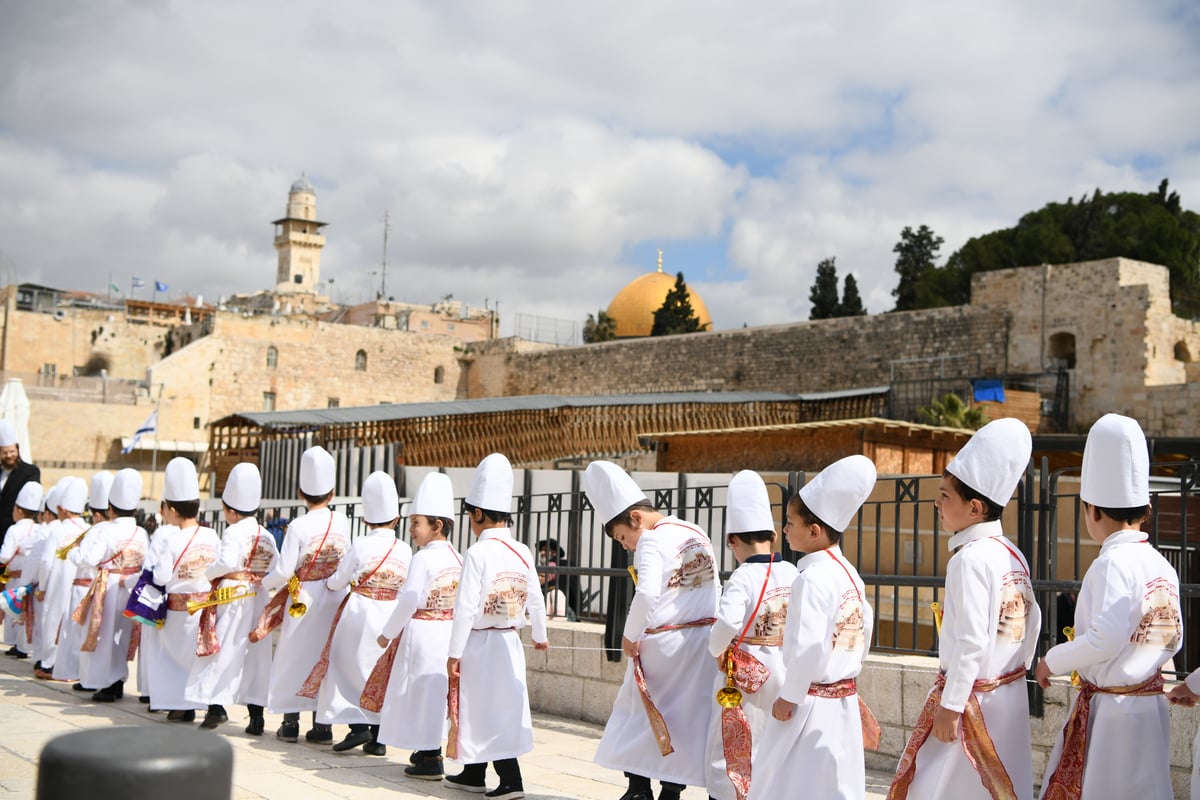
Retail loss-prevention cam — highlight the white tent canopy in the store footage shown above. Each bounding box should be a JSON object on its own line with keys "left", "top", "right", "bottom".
{"left": 0, "top": 378, "right": 32, "bottom": 461}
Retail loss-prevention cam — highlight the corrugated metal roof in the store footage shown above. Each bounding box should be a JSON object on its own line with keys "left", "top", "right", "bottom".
{"left": 639, "top": 416, "right": 973, "bottom": 441}
{"left": 222, "top": 387, "right": 890, "bottom": 430}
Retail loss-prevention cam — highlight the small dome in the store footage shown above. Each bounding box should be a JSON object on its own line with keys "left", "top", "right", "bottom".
{"left": 607, "top": 268, "right": 712, "bottom": 338}
{"left": 290, "top": 174, "right": 315, "bottom": 194}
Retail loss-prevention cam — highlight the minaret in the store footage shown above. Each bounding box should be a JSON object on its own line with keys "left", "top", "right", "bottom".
{"left": 272, "top": 175, "right": 327, "bottom": 294}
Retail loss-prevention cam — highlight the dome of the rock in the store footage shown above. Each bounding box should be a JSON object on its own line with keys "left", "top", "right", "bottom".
{"left": 606, "top": 258, "right": 712, "bottom": 338}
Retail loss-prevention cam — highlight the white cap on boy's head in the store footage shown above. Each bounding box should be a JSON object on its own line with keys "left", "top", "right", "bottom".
{"left": 945, "top": 418, "right": 1032, "bottom": 507}
{"left": 89, "top": 471, "right": 114, "bottom": 511}
{"left": 44, "top": 481, "right": 64, "bottom": 513}
{"left": 726, "top": 470, "right": 775, "bottom": 534}
{"left": 109, "top": 469, "right": 143, "bottom": 511}
{"left": 411, "top": 472, "right": 455, "bottom": 519}
{"left": 0, "top": 420, "right": 17, "bottom": 448}
{"left": 1080, "top": 413, "right": 1149, "bottom": 508}
{"left": 59, "top": 477, "right": 89, "bottom": 514}
{"left": 163, "top": 457, "right": 199, "bottom": 502}
{"left": 299, "top": 446, "right": 336, "bottom": 496}
{"left": 466, "top": 453, "right": 513, "bottom": 514}
{"left": 16, "top": 482, "right": 42, "bottom": 514}
{"left": 799, "top": 455, "right": 877, "bottom": 532}
{"left": 582, "top": 460, "right": 649, "bottom": 527}
{"left": 222, "top": 463, "right": 262, "bottom": 514}
{"left": 362, "top": 471, "right": 400, "bottom": 525}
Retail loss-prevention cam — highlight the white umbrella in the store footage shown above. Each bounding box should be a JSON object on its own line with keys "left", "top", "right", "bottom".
{"left": 0, "top": 378, "right": 32, "bottom": 462}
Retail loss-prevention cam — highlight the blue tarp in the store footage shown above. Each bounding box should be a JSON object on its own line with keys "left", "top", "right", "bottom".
{"left": 973, "top": 379, "right": 1005, "bottom": 403}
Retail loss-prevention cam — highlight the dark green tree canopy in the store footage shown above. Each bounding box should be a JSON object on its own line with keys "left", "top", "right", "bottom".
{"left": 651, "top": 272, "right": 707, "bottom": 336}
{"left": 892, "top": 225, "right": 944, "bottom": 311}
{"left": 583, "top": 309, "right": 616, "bottom": 343}
{"left": 839, "top": 273, "right": 866, "bottom": 317}
{"left": 809, "top": 257, "right": 841, "bottom": 320}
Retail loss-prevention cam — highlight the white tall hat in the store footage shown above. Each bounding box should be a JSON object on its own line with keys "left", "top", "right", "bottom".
{"left": 945, "top": 418, "right": 1032, "bottom": 507}
{"left": 163, "top": 457, "right": 200, "bottom": 502}
{"left": 44, "top": 480, "right": 65, "bottom": 513}
{"left": 1080, "top": 413, "right": 1150, "bottom": 507}
{"left": 109, "top": 469, "right": 143, "bottom": 511}
{"left": 222, "top": 463, "right": 262, "bottom": 514}
{"left": 15, "top": 481, "right": 43, "bottom": 513}
{"left": 59, "top": 476, "right": 89, "bottom": 514}
{"left": 799, "top": 455, "right": 877, "bottom": 532}
{"left": 411, "top": 472, "right": 455, "bottom": 519}
{"left": 362, "top": 471, "right": 400, "bottom": 525}
{"left": 466, "top": 453, "right": 513, "bottom": 513}
{"left": 299, "top": 446, "right": 336, "bottom": 496}
{"left": 582, "top": 460, "right": 649, "bottom": 526}
{"left": 89, "top": 471, "right": 114, "bottom": 511}
{"left": 0, "top": 419, "right": 17, "bottom": 448}
{"left": 727, "top": 470, "right": 775, "bottom": 534}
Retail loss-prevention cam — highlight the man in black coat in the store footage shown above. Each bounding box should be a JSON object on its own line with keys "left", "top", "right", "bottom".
{"left": 0, "top": 419, "right": 40, "bottom": 553}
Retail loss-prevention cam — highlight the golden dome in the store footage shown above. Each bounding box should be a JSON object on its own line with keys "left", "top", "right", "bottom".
{"left": 606, "top": 253, "right": 713, "bottom": 338}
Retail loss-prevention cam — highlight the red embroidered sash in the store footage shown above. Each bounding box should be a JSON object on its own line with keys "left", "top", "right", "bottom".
{"left": 637, "top": 616, "right": 717, "bottom": 757}
{"left": 722, "top": 559, "right": 776, "bottom": 800}
{"left": 166, "top": 591, "right": 210, "bottom": 612}
{"left": 250, "top": 513, "right": 335, "bottom": 642}
{"left": 1041, "top": 673, "right": 1166, "bottom": 800}
{"left": 446, "top": 671, "right": 463, "bottom": 760}
{"left": 73, "top": 528, "right": 143, "bottom": 652}
{"left": 360, "top": 634, "right": 402, "bottom": 713}
{"left": 297, "top": 593, "right": 351, "bottom": 699}
{"left": 808, "top": 677, "right": 882, "bottom": 750}
{"left": 888, "top": 667, "right": 1026, "bottom": 800}
{"left": 413, "top": 608, "right": 454, "bottom": 620}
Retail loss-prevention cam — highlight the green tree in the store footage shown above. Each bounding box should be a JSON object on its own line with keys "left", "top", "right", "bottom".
{"left": 839, "top": 273, "right": 866, "bottom": 316}
{"left": 809, "top": 257, "right": 841, "bottom": 320}
{"left": 650, "top": 272, "right": 706, "bottom": 336}
{"left": 917, "top": 392, "right": 988, "bottom": 430}
{"left": 892, "top": 225, "right": 944, "bottom": 311}
{"left": 582, "top": 309, "right": 616, "bottom": 343}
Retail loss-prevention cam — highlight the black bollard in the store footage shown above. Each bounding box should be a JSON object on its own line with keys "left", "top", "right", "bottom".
{"left": 38, "top": 725, "right": 232, "bottom": 800}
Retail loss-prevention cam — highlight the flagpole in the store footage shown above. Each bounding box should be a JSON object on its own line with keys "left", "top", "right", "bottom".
{"left": 149, "top": 384, "right": 163, "bottom": 500}
{"left": 107, "top": 272, "right": 113, "bottom": 304}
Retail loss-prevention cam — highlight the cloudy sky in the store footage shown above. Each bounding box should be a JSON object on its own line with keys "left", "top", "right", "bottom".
{"left": 1, "top": 2, "right": 1197, "bottom": 337}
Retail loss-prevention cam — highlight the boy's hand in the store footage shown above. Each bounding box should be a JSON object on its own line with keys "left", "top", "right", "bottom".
{"left": 447, "top": 657, "right": 460, "bottom": 678}
{"left": 533, "top": 640, "right": 550, "bottom": 651}
{"left": 771, "top": 697, "right": 796, "bottom": 722}
{"left": 1034, "top": 658, "right": 1054, "bottom": 689}
{"left": 376, "top": 635, "right": 389, "bottom": 648}
{"left": 622, "top": 636, "right": 639, "bottom": 658}
{"left": 1169, "top": 682, "right": 1199, "bottom": 707}
{"left": 932, "top": 706, "right": 961, "bottom": 742}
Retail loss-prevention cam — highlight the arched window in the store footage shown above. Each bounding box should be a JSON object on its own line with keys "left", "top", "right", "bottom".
{"left": 355, "top": 349, "right": 367, "bottom": 371}
{"left": 1175, "top": 340, "right": 1192, "bottom": 363}
{"left": 434, "top": 366, "right": 445, "bottom": 384}
{"left": 266, "top": 346, "right": 278, "bottom": 369}
{"left": 1048, "top": 332, "right": 1076, "bottom": 369}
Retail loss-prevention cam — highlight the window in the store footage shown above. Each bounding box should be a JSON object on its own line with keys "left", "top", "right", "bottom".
{"left": 1175, "top": 341, "right": 1192, "bottom": 363}
{"left": 294, "top": 274, "right": 303, "bottom": 284}
{"left": 447, "top": 323, "right": 456, "bottom": 332}
{"left": 266, "top": 346, "right": 278, "bottom": 369}
{"left": 355, "top": 350, "right": 367, "bottom": 371}
{"left": 263, "top": 391, "right": 276, "bottom": 411}
{"left": 193, "top": 416, "right": 201, "bottom": 430}
{"left": 1048, "top": 332, "right": 1076, "bottom": 370}
{"left": 434, "top": 366, "right": 445, "bottom": 384}
{"left": 42, "top": 363, "right": 56, "bottom": 380}
{"left": 327, "top": 398, "right": 339, "bottom": 408}
{"left": 420, "top": 320, "right": 429, "bottom": 329}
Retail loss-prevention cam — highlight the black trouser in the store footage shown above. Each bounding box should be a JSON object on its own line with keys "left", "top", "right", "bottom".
{"left": 625, "top": 772, "right": 684, "bottom": 798}
{"left": 462, "top": 758, "right": 522, "bottom": 785}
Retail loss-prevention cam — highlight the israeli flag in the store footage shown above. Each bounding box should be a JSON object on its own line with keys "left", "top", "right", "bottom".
{"left": 131, "top": 276, "right": 145, "bottom": 288}
{"left": 123, "top": 410, "right": 158, "bottom": 454}
{"left": 155, "top": 280, "right": 168, "bottom": 293}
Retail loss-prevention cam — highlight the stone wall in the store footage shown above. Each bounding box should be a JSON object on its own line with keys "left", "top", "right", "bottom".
{"left": 524, "top": 622, "right": 1199, "bottom": 796}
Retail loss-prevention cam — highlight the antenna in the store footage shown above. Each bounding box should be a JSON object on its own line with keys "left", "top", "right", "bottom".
{"left": 379, "top": 210, "right": 390, "bottom": 299}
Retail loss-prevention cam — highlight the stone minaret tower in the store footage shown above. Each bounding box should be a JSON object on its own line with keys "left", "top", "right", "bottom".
{"left": 273, "top": 175, "right": 327, "bottom": 294}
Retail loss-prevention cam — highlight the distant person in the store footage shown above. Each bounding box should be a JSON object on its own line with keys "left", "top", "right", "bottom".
{"left": 535, "top": 538, "right": 579, "bottom": 620}
{"left": 0, "top": 419, "right": 41, "bottom": 556}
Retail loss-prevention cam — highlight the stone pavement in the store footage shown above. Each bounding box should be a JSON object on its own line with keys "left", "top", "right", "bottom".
{"left": 0, "top": 654, "right": 893, "bottom": 799}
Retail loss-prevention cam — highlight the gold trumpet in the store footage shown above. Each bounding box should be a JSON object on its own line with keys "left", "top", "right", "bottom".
{"left": 56, "top": 531, "right": 88, "bottom": 560}
{"left": 287, "top": 575, "right": 307, "bottom": 618}
{"left": 931, "top": 601, "right": 944, "bottom": 636}
{"left": 627, "top": 565, "right": 638, "bottom": 586}
{"left": 1063, "top": 627, "right": 1081, "bottom": 687}
{"left": 716, "top": 648, "right": 743, "bottom": 709}
{"left": 186, "top": 584, "right": 257, "bottom": 614}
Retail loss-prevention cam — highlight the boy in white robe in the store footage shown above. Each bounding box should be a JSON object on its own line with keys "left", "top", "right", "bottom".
{"left": 888, "top": 418, "right": 1040, "bottom": 800}
{"left": 444, "top": 453, "right": 549, "bottom": 800}
{"left": 29, "top": 482, "right": 62, "bottom": 675}
{"left": 303, "top": 471, "right": 410, "bottom": 754}
{"left": 38, "top": 477, "right": 89, "bottom": 678}
{"left": 0, "top": 482, "right": 42, "bottom": 658}
{"left": 583, "top": 460, "right": 720, "bottom": 800}
{"left": 750, "top": 456, "right": 878, "bottom": 800}
{"left": 704, "top": 470, "right": 798, "bottom": 800}
{"left": 185, "top": 463, "right": 278, "bottom": 732}
{"left": 256, "top": 445, "right": 349, "bottom": 744}
{"left": 74, "top": 469, "right": 148, "bottom": 701}
{"left": 56, "top": 472, "right": 114, "bottom": 688}
{"left": 1036, "top": 414, "right": 1181, "bottom": 800}
{"left": 376, "top": 472, "right": 462, "bottom": 779}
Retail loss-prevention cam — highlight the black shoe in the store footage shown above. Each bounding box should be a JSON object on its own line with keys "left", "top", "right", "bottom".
{"left": 485, "top": 786, "right": 524, "bottom": 800}
{"left": 138, "top": 695, "right": 150, "bottom": 704}
{"left": 91, "top": 688, "right": 119, "bottom": 703}
{"left": 363, "top": 740, "right": 386, "bottom": 756}
{"left": 305, "top": 724, "right": 333, "bottom": 745}
{"left": 166, "top": 709, "right": 196, "bottom": 723}
{"left": 617, "top": 792, "right": 653, "bottom": 800}
{"left": 199, "top": 709, "right": 228, "bottom": 730}
{"left": 245, "top": 717, "right": 265, "bottom": 736}
{"left": 409, "top": 750, "right": 421, "bottom": 765}
{"left": 5, "top": 645, "right": 19, "bottom": 656}
{"left": 331, "top": 728, "right": 372, "bottom": 752}
{"left": 72, "top": 682, "right": 89, "bottom": 692}
{"left": 101, "top": 680, "right": 123, "bottom": 699}
{"left": 276, "top": 721, "right": 299, "bottom": 743}
{"left": 12, "top": 650, "right": 28, "bottom": 660}
{"left": 405, "top": 757, "right": 444, "bottom": 780}
{"left": 443, "top": 771, "right": 487, "bottom": 793}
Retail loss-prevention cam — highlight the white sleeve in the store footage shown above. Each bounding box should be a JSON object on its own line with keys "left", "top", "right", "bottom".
{"left": 524, "top": 546, "right": 548, "bottom": 644}
{"left": 710, "top": 568, "right": 751, "bottom": 657}
{"left": 778, "top": 568, "right": 837, "bottom": 703}
{"left": 623, "top": 539, "right": 663, "bottom": 641}
{"left": 262, "top": 520, "right": 301, "bottom": 592}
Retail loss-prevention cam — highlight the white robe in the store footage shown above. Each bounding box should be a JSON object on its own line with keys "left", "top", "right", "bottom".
{"left": 73, "top": 517, "right": 148, "bottom": 689}
{"left": 313, "top": 528, "right": 410, "bottom": 725}
{"left": 185, "top": 519, "right": 278, "bottom": 707}
{"left": 447, "top": 528, "right": 548, "bottom": 763}
{"left": 148, "top": 523, "right": 220, "bottom": 710}
{"left": 1040, "top": 530, "right": 1181, "bottom": 800}
{"left": 902, "top": 520, "right": 1041, "bottom": 800}
{"left": 704, "top": 554, "right": 798, "bottom": 800}
{"left": 37, "top": 518, "right": 86, "bottom": 670}
{"left": 595, "top": 517, "right": 721, "bottom": 787}
{"left": 748, "top": 546, "right": 874, "bottom": 800}
{"left": 25, "top": 522, "right": 52, "bottom": 664}
{"left": 1187, "top": 671, "right": 1200, "bottom": 800}
{"left": 378, "top": 539, "right": 462, "bottom": 750}
{"left": 262, "top": 506, "right": 349, "bottom": 714}
{"left": 54, "top": 519, "right": 103, "bottom": 683}
{"left": 0, "top": 518, "right": 38, "bottom": 648}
